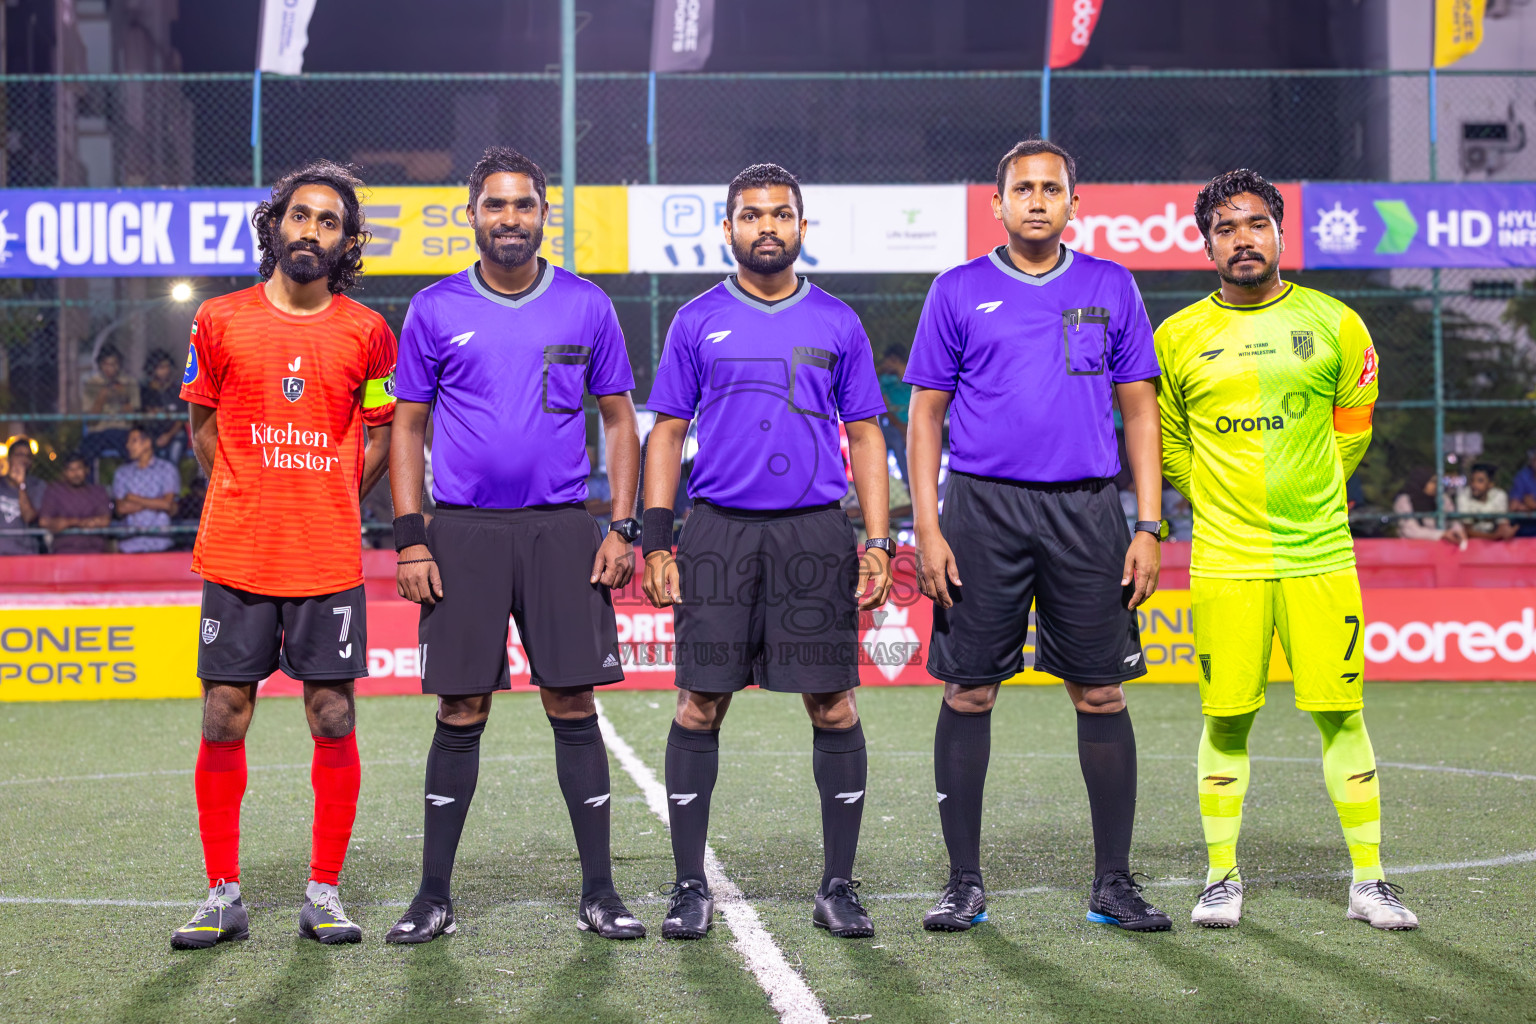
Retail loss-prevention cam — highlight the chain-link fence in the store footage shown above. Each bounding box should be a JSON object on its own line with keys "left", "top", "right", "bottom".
{"left": 0, "top": 69, "right": 1533, "bottom": 545}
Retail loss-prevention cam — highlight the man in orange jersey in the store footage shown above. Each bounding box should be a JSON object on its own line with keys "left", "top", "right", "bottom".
{"left": 171, "top": 161, "right": 397, "bottom": 950}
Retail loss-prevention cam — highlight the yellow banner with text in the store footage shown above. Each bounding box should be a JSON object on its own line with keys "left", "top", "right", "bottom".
{"left": 359, "top": 185, "right": 628, "bottom": 275}
{"left": 0, "top": 605, "right": 201, "bottom": 701}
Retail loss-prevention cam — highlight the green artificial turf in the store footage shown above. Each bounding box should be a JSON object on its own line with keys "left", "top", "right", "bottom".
{"left": 1, "top": 682, "right": 1532, "bottom": 1023}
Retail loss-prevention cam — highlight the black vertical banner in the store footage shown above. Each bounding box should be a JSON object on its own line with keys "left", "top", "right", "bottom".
{"left": 651, "top": 0, "right": 715, "bottom": 73}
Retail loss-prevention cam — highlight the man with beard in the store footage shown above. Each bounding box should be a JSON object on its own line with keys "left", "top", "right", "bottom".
{"left": 905, "top": 140, "right": 1169, "bottom": 934}
{"left": 173, "top": 160, "right": 397, "bottom": 949}
{"left": 642, "top": 163, "right": 892, "bottom": 940}
{"left": 385, "top": 147, "right": 647, "bottom": 943}
{"left": 1156, "top": 169, "right": 1417, "bottom": 930}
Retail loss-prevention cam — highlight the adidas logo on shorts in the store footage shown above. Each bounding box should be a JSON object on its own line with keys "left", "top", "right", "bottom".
{"left": 602, "top": 652, "right": 619, "bottom": 668}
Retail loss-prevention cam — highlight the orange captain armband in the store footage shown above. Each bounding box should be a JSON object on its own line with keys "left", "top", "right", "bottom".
{"left": 1333, "top": 403, "right": 1374, "bottom": 433}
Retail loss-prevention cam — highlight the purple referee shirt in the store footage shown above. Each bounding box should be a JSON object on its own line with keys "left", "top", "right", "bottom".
{"left": 904, "top": 246, "right": 1159, "bottom": 483}
{"left": 647, "top": 277, "right": 886, "bottom": 510}
{"left": 394, "top": 261, "right": 636, "bottom": 508}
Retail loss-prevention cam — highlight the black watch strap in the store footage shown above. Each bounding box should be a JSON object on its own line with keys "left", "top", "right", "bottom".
{"left": 1134, "top": 519, "right": 1169, "bottom": 541}
{"left": 609, "top": 517, "right": 641, "bottom": 543}
{"left": 864, "top": 537, "right": 893, "bottom": 555}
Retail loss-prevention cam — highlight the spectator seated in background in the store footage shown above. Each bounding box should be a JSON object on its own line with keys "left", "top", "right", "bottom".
{"left": 79, "top": 343, "right": 141, "bottom": 461}
{"left": 1445, "top": 462, "right": 1517, "bottom": 544}
{"left": 140, "top": 349, "right": 188, "bottom": 464}
{"left": 112, "top": 424, "right": 180, "bottom": 553}
{"left": 1507, "top": 447, "right": 1536, "bottom": 537}
{"left": 0, "top": 435, "right": 46, "bottom": 555}
{"left": 38, "top": 452, "right": 112, "bottom": 554}
{"left": 1392, "top": 467, "right": 1446, "bottom": 541}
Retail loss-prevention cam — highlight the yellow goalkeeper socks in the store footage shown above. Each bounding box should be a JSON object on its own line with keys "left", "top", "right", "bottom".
{"left": 1198, "top": 711, "right": 1255, "bottom": 885}
{"left": 1312, "top": 709, "right": 1384, "bottom": 883}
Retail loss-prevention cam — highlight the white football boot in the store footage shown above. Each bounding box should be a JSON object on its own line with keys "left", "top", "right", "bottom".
{"left": 1347, "top": 879, "right": 1419, "bottom": 930}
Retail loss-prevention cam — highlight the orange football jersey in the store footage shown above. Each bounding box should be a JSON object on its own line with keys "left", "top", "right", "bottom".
{"left": 180, "top": 285, "right": 397, "bottom": 597}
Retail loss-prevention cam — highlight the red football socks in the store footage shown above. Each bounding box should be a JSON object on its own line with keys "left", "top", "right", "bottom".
{"left": 195, "top": 738, "right": 247, "bottom": 888}
{"left": 309, "top": 732, "right": 361, "bottom": 885}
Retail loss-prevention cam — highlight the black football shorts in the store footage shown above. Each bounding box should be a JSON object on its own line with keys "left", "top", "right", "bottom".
{"left": 926, "top": 472, "right": 1146, "bottom": 687}
{"left": 418, "top": 504, "right": 624, "bottom": 695}
{"left": 672, "top": 499, "right": 861, "bottom": 694}
{"left": 197, "top": 581, "right": 368, "bottom": 683}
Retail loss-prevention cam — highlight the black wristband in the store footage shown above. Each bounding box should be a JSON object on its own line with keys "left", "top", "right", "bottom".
{"left": 641, "top": 506, "right": 675, "bottom": 556}
{"left": 393, "top": 513, "right": 428, "bottom": 552}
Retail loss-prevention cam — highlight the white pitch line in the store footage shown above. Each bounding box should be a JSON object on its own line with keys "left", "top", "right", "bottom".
{"left": 594, "top": 699, "right": 828, "bottom": 1024}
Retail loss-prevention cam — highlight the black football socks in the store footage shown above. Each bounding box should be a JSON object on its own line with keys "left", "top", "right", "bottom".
{"left": 934, "top": 701, "right": 991, "bottom": 887}
{"left": 664, "top": 720, "right": 720, "bottom": 886}
{"left": 812, "top": 721, "right": 867, "bottom": 891}
{"left": 418, "top": 717, "right": 485, "bottom": 903}
{"left": 549, "top": 713, "right": 615, "bottom": 898}
{"left": 1077, "top": 707, "right": 1138, "bottom": 877}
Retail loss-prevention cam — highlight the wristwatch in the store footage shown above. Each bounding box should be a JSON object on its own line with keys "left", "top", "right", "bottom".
{"left": 609, "top": 517, "right": 641, "bottom": 543}
{"left": 864, "top": 537, "right": 893, "bottom": 556}
{"left": 1134, "top": 519, "right": 1170, "bottom": 541}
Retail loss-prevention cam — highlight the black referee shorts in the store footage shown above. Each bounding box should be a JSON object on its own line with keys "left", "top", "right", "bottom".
{"left": 673, "top": 500, "right": 860, "bottom": 694}
{"left": 418, "top": 504, "right": 624, "bottom": 695}
{"left": 927, "top": 472, "right": 1145, "bottom": 687}
{"left": 197, "top": 581, "right": 367, "bottom": 683}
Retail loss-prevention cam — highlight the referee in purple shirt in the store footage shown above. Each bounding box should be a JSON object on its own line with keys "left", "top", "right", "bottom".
{"left": 906, "top": 140, "right": 1172, "bottom": 933}
{"left": 641, "top": 164, "right": 893, "bottom": 941}
{"left": 385, "top": 148, "right": 646, "bottom": 943}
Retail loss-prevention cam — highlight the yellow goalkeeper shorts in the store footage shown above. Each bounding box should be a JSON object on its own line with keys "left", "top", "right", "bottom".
{"left": 1190, "top": 568, "right": 1366, "bottom": 716}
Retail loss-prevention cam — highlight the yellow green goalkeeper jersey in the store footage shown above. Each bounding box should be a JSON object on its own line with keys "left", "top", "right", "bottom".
{"left": 1155, "top": 282, "right": 1378, "bottom": 579}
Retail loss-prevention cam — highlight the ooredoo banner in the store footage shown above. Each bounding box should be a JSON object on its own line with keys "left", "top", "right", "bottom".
{"left": 965, "top": 182, "right": 1305, "bottom": 271}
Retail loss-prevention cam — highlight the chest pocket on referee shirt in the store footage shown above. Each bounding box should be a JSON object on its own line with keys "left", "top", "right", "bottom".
{"left": 1062, "top": 307, "right": 1110, "bottom": 376}
{"left": 543, "top": 344, "right": 591, "bottom": 414}
{"left": 789, "top": 346, "right": 838, "bottom": 420}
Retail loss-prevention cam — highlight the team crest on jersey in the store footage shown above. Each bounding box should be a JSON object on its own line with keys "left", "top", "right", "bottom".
{"left": 201, "top": 618, "right": 220, "bottom": 644}
{"left": 1199, "top": 654, "right": 1211, "bottom": 682}
{"left": 282, "top": 376, "right": 305, "bottom": 402}
{"left": 183, "top": 344, "right": 199, "bottom": 385}
{"left": 1291, "top": 330, "right": 1315, "bottom": 361}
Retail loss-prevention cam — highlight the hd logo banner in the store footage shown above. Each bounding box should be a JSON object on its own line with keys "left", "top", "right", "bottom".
{"left": 1304, "top": 182, "right": 1536, "bottom": 269}
{"left": 0, "top": 186, "right": 628, "bottom": 278}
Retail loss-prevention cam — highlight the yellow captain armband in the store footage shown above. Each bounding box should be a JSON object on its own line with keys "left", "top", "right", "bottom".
{"left": 363, "top": 371, "right": 396, "bottom": 409}
{"left": 1333, "top": 403, "right": 1374, "bottom": 434}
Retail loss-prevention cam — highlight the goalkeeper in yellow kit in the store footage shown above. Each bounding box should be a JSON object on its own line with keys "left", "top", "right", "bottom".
{"left": 1155, "top": 169, "right": 1417, "bottom": 931}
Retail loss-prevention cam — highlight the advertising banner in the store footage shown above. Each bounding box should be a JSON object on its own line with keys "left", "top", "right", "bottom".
{"left": 6, "top": 581, "right": 1535, "bottom": 700}
{"left": 651, "top": 0, "right": 715, "bottom": 72}
{"left": 0, "top": 605, "right": 202, "bottom": 700}
{"left": 1048, "top": 0, "right": 1103, "bottom": 69}
{"left": 1303, "top": 182, "right": 1536, "bottom": 269}
{"left": 628, "top": 184, "right": 967, "bottom": 274}
{"left": 361, "top": 185, "right": 628, "bottom": 276}
{"left": 966, "top": 182, "right": 1305, "bottom": 271}
{"left": 0, "top": 186, "right": 627, "bottom": 278}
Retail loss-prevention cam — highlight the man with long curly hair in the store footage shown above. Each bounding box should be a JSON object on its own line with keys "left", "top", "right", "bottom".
{"left": 171, "top": 160, "right": 398, "bottom": 950}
